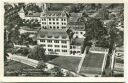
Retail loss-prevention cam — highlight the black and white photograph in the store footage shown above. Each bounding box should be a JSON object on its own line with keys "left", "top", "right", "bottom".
{"left": 4, "top": 3, "right": 124, "bottom": 77}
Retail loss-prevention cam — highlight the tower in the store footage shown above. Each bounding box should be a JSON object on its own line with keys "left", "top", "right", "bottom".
{"left": 18, "top": 7, "right": 25, "bottom": 19}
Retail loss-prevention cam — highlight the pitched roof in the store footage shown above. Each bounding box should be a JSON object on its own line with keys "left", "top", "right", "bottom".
{"left": 38, "top": 29, "right": 69, "bottom": 39}
{"left": 68, "top": 22, "right": 85, "bottom": 25}
{"left": 72, "top": 38, "right": 84, "bottom": 46}
{"left": 41, "top": 11, "right": 67, "bottom": 17}
{"left": 26, "top": 12, "right": 41, "bottom": 17}
{"left": 68, "top": 13, "right": 82, "bottom": 22}
{"left": 19, "top": 8, "right": 24, "bottom": 13}
{"left": 68, "top": 22, "right": 85, "bottom": 31}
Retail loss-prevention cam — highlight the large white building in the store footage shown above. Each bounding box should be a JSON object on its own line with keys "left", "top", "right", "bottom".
{"left": 18, "top": 3, "right": 68, "bottom": 30}
{"left": 40, "top": 11, "right": 68, "bottom": 29}
{"left": 37, "top": 29, "right": 70, "bottom": 55}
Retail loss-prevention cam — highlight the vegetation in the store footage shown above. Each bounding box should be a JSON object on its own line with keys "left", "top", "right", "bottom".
{"left": 28, "top": 45, "right": 46, "bottom": 61}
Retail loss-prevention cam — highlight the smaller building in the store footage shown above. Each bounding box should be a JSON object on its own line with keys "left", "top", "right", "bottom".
{"left": 18, "top": 8, "right": 41, "bottom": 22}
{"left": 67, "top": 22, "right": 85, "bottom": 38}
{"left": 70, "top": 38, "right": 84, "bottom": 55}
{"left": 68, "top": 13, "right": 83, "bottom": 22}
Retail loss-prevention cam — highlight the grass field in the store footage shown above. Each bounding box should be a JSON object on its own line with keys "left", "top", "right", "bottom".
{"left": 80, "top": 52, "right": 105, "bottom": 75}
{"left": 49, "top": 52, "right": 105, "bottom": 75}
{"left": 48, "top": 56, "right": 81, "bottom": 72}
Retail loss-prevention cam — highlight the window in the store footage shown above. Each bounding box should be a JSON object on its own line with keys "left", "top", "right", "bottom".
{"left": 49, "top": 22, "right": 51, "bottom": 24}
{"left": 64, "top": 23, "right": 66, "bottom": 25}
{"left": 48, "top": 49, "right": 53, "bottom": 51}
{"left": 54, "top": 40, "right": 59, "bottom": 43}
{"left": 62, "top": 27, "right": 66, "bottom": 29}
{"left": 80, "top": 32, "right": 83, "bottom": 34}
{"left": 61, "top": 40, "right": 67, "bottom": 44}
{"left": 55, "top": 45, "right": 59, "bottom": 47}
{"left": 56, "top": 18, "right": 58, "bottom": 21}
{"left": 62, "top": 50, "right": 67, "bottom": 52}
{"left": 42, "top": 44, "right": 46, "bottom": 47}
{"left": 53, "top": 18, "right": 55, "bottom": 21}
{"left": 57, "top": 26, "right": 59, "bottom": 29}
{"left": 76, "top": 32, "right": 78, "bottom": 34}
{"left": 48, "top": 45, "right": 52, "bottom": 47}
{"left": 70, "top": 46, "right": 72, "bottom": 49}
{"left": 55, "top": 49, "right": 60, "bottom": 52}
{"left": 40, "top": 39, "right": 45, "bottom": 42}
{"left": 62, "top": 23, "right": 63, "bottom": 25}
{"left": 53, "top": 22, "right": 55, "bottom": 24}
{"left": 50, "top": 26, "right": 52, "bottom": 28}
{"left": 57, "top": 22, "right": 59, "bottom": 24}
{"left": 42, "top": 18, "right": 46, "bottom": 21}
{"left": 61, "top": 19, "right": 63, "bottom": 21}
{"left": 73, "top": 46, "right": 76, "bottom": 49}
{"left": 47, "top": 40, "right": 52, "bottom": 43}
{"left": 77, "top": 51, "right": 80, "bottom": 53}
{"left": 64, "top": 19, "right": 66, "bottom": 21}
{"left": 49, "top": 18, "right": 51, "bottom": 21}
{"left": 53, "top": 26, "right": 56, "bottom": 29}
{"left": 62, "top": 45, "right": 67, "bottom": 48}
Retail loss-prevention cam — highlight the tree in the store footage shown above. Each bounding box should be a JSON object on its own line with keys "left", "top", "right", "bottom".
{"left": 28, "top": 45, "right": 46, "bottom": 61}
{"left": 50, "top": 66, "right": 64, "bottom": 77}
{"left": 81, "top": 17, "right": 107, "bottom": 53}
{"left": 97, "top": 7, "right": 109, "bottom": 20}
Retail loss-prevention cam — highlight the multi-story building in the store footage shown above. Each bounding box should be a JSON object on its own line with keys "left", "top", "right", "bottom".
{"left": 67, "top": 22, "right": 85, "bottom": 38}
{"left": 37, "top": 29, "right": 70, "bottom": 55}
{"left": 40, "top": 11, "right": 68, "bottom": 29}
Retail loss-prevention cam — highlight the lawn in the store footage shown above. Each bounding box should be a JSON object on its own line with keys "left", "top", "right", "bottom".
{"left": 79, "top": 52, "right": 105, "bottom": 75}
{"left": 48, "top": 52, "right": 105, "bottom": 76}
{"left": 4, "top": 60, "right": 35, "bottom": 76}
{"left": 48, "top": 56, "right": 81, "bottom": 72}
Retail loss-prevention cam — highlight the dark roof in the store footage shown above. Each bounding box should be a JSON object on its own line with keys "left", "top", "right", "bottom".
{"left": 70, "top": 13, "right": 82, "bottom": 17}
{"left": 26, "top": 12, "right": 41, "bottom": 17}
{"left": 38, "top": 29, "right": 69, "bottom": 39}
{"left": 68, "top": 22, "right": 85, "bottom": 31}
{"left": 68, "top": 22, "right": 85, "bottom": 25}
{"left": 69, "top": 13, "right": 82, "bottom": 22}
{"left": 41, "top": 11, "right": 67, "bottom": 17}
{"left": 72, "top": 38, "right": 84, "bottom": 46}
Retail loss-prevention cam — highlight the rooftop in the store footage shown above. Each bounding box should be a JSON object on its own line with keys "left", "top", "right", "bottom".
{"left": 69, "top": 13, "right": 83, "bottom": 22}
{"left": 26, "top": 12, "right": 41, "bottom": 17}
{"left": 38, "top": 29, "right": 69, "bottom": 39}
{"left": 68, "top": 22, "right": 85, "bottom": 31}
{"left": 41, "top": 11, "right": 67, "bottom": 17}
{"left": 71, "top": 38, "right": 84, "bottom": 46}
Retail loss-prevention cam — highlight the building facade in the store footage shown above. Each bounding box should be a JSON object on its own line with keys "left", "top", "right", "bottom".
{"left": 37, "top": 29, "right": 70, "bottom": 55}
{"left": 40, "top": 11, "right": 68, "bottom": 29}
